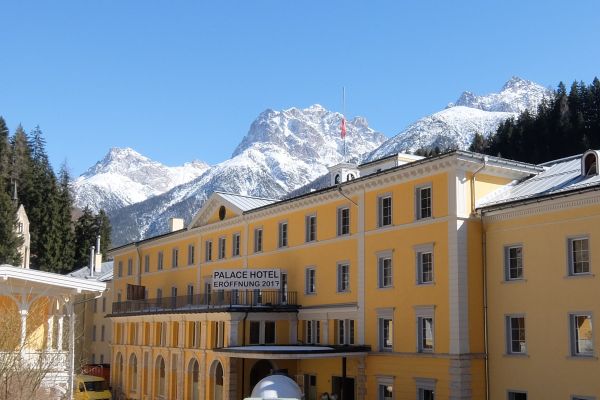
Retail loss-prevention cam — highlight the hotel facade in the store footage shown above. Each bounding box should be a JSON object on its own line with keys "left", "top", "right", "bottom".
{"left": 108, "top": 150, "right": 600, "bottom": 400}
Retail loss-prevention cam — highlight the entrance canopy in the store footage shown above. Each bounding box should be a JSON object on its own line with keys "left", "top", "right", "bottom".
{"left": 213, "top": 345, "right": 370, "bottom": 360}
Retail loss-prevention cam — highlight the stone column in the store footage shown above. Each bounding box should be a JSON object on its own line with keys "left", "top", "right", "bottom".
{"left": 57, "top": 314, "right": 64, "bottom": 350}
{"left": 224, "top": 357, "right": 237, "bottom": 400}
{"left": 19, "top": 307, "right": 28, "bottom": 349}
{"left": 322, "top": 319, "right": 329, "bottom": 344}
{"left": 356, "top": 356, "right": 367, "bottom": 400}
{"left": 289, "top": 319, "right": 298, "bottom": 344}
{"left": 47, "top": 315, "right": 54, "bottom": 349}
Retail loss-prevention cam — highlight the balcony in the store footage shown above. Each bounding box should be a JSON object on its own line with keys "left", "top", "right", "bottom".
{"left": 111, "top": 290, "right": 298, "bottom": 316}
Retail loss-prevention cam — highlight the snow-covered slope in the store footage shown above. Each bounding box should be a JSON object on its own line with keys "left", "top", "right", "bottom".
{"left": 367, "top": 77, "right": 551, "bottom": 160}
{"left": 109, "top": 105, "right": 386, "bottom": 245}
{"left": 73, "top": 148, "right": 209, "bottom": 212}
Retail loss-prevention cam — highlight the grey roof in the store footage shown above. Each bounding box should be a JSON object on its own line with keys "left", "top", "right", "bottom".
{"left": 216, "top": 191, "right": 278, "bottom": 212}
{"left": 68, "top": 261, "right": 114, "bottom": 281}
{"left": 479, "top": 152, "right": 600, "bottom": 208}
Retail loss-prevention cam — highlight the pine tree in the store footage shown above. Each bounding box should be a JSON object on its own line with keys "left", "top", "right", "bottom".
{"left": 95, "top": 209, "right": 112, "bottom": 259}
{"left": 0, "top": 117, "right": 10, "bottom": 190}
{"left": 74, "top": 207, "right": 98, "bottom": 268}
{"left": 55, "top": 163, "right": 75, "bottom": 272}
{"left": 0, "top": 190, "right": 23, "bottom": 265}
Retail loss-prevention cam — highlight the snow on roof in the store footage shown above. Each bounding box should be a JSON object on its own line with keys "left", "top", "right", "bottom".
{"left": 479, "top": 152, "right": 600, "bottom": 208}
{"left": 215, "top": 191, "right": 278, "bottom": 212}
{"left": 68, "top": 261, "right": 114, "bottom": 281}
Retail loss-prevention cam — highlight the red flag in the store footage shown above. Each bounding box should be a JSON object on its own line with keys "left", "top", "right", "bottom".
{"left": 340, "top": 117, "right": 346, "bottom": 139}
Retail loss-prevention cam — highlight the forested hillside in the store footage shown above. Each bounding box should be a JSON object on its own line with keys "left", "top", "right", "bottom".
{"left": 0, "top": 117, "right": 111, "bottom": 272}
{"left": 471, "top": 78, "right": 600, "bottom": 164}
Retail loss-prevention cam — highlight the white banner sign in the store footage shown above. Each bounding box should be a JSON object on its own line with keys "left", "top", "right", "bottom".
{"left": 212, "top": 268, "right": 281, "bottom": 290}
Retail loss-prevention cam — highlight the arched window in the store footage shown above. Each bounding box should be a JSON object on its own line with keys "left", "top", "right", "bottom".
{"left": 347, "top": 173, "right": 355, "bottom": 180}
{"left": 115, "top": 352, "right": 124, "bottom": 389}
{"left": 155, "top": 356, "right": 166, "bottom": 398}
{"left": 129, "top": 353, "right": 138, "bottom": 392}
{"left": 335, "top": 174, "right": 341, "bottom": 184}
{"left": 188, "top": 359, "right": 200, "bottom": 400}
{"left": 584, "top": 152, "right": 598, "bottom": 176}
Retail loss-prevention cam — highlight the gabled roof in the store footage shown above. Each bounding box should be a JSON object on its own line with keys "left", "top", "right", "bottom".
{"left": 189, "top": 191, "right": 278, "bottom": 228}
{"left": 479, "top": 152, "right": 600, "bottom": 209}
{"left": 68, "top": 261, "right": 114, "bottom": 282}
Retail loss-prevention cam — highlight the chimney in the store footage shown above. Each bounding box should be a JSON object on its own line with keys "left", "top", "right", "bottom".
{"left": 94, "top": 235, "right": 103, "bottom": 274}
{"left": 169, "top": 217, "right": 185, "bottom": 232}
{"left": 89, "top": 246, "right": 95, "bottom": 277}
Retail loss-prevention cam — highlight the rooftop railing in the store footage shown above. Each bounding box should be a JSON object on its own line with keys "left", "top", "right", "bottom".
{"left": 112, "top": 290, "right": 297, "bottom": 315}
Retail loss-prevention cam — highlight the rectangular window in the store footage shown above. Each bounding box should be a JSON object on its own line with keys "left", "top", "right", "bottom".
{"left": 508, "top": 392, "right": 527, "bottom": 400}
{"left": 117, "top": 261, "right": 123, "bottom": 277}
{"left": 306, "top": 320, "right": 321, "bottom": 344}
{"left": 187, "top": 284, "right": 194, "bottom": 304}
{"left": 336, "top": 319, "right": 355, "bottom": 345}
{"left": 218, "top": 237, "right": 226, "bottom": 259}
{"left": 172, "top": 248, "right": 178, "bottom": 268}
{"left": 156, "top": 288, "right": 162, "bottom": 300}
{"left": 127, "top": 258, "right": 133, "bottom": 275}
{"left": 92, "top": 325, "right": 96, "bottom": 341}
{"left": 571, "top": 313, "right": 594, "bottom": 356}
{"left": 506, "top": 316, "right": 526, "bottom": 354}
{"left": 305, "top": 268, "right": 316, "bottom": 294}
{"left": 417, "top": 185, "right": 432, "bottom": 220}
{"left": 378, "top": 384, "right": 393, "bottom": 400}
{"left": 187, "top": 244, "right": 195, "bottom": 265}
{"left": 254, "top": 228, "right": 263, "bottom": 253}
{"left": 249, "top": 321, "right": 260, "bottom": 344}
{"left": 144, "top": 254, "right": 150, "bottom": 273}
{"left": 232, "top": 233, "right": 241, "bottom": 257}
{"left": 102, "top": 297, "right": 106, "bottom": 312}
{"left": 569, "top": 237, "right": 590, "bottom": 275}
{"left": 101, "top": 325, "right": 105, "bottom": 341}
{"left": 417, "top": 251, "right": 434, "bottom": 284}
{"left": 378, "top": 255, "right": 393, "bottom": 288}
{"left": 337, "top": 207, "right": 350, "bottom": 236}
{"left": 265, "top": 321, "right": 276, "bottom": 344}
{"left": 379, "top": 318, "right": 393, "bottom": 351}
{"left": 419, "top": 388, "right": 435, "bottom": 400}
{"left": 205, "top": 240, "right": 213, "bottom": 262}
{"left": 157, "top": 252, "right": 164, "bottom": 270}
{"left": 505, "top": 245, "right": 524, "bottom": 280}
{"left": 337, "top": 263, "right": 350, "bottom": 292}
{"left": 305, "top": 215, "right": 317, "bottom": 242}
{"left": 278, "top": 222, "right": 288, "bottom": 248}
{"left": 93, "top": 298, "right": 98, "bottom": 313}
{"left": 378, "top": 195, "right": 392, "bottom": 227}
{"left": 418, "top": 317, "right": 434, "bottom": 352}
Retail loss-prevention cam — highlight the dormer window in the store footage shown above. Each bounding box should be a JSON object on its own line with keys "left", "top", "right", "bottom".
{"left": 582, "top": 150, "right": 599, "bottom": 177}
{"left": 335, "top": 174, "right": 341, "bottom": 184}
{"left": 347, "top": 173, "right": 355, "bottom": 181}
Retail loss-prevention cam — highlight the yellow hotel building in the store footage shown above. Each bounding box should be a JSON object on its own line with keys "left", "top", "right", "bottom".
{"left": 108, "top": 149, "right": 600, "bottom": 400}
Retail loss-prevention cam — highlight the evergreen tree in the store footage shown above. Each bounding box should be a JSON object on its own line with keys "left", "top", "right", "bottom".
{"left": 469, "top": 132, "right": 487, "bottom": 153}
{"left": 0, "top": 190, "right": 23, "bottom": 265}
{"left": 55, "top": 163, "right": 75, "bottom": 271}
{"left": 9, "top": 125, "right": 32, "bottom": 207}
{"left": 95, "top": 209, "right": 112, "bottom": 259}
{"left": 0, "top": 117, "right": 10, "bottom": 189}
{"left": 74, "top": 207, "right": 98, "bottom": 268}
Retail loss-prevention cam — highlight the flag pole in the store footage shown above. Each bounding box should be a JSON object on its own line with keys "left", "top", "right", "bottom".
{"left": 342, "top": 86, "right": 346, "bottom": 161}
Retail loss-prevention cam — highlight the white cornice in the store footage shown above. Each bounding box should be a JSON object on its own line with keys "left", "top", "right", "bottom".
{"left": 482, "top": 190, "right": 600, "bottom": 221}
{"left": 0, "top": 265, "right": 106, "bottom": 293}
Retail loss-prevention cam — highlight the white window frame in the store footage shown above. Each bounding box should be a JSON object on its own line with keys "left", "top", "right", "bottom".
{"left": 205, "top": 240, "right": 212, "bottom": 262}
{"left": 144, "top": 254, "right": 150, "bottom": 273}
{"left": 377, "top": 308, "right": 394, "bottom": 352}
{"left": 254, "top": 227, "right": 263, "bottom": 253}
{"left": 505, "top": 314, "right": 526, "bottom": 355}
{"left": 337, "top": 262, "right": 350, "bottom": 293}
{"left": 377, "top": 252, "right": 393, "bottom": 288}
{"left": 377, "top": 376, "right": 394, "bottom": 400}
{"left": 232, "top": 233, "right": 241, "bottom": 257}
{"left": 415, "top": 377, "right": 436, "bottom": 400}
{"left": 415, "top": 184, "right": 433, "bottom": 220}
{"left": 278, "top": 221, "right": 288, "bottom": 248}
{"left": 336, "top": 319, "right": 355, "bottom": 345}
{"left": 306, "top": 320, "right": 321, "bottom": 344}
{"left": 569, "top": 312, "right": 594, "bottom": 357}
{"left": 305, "top": 267, "right": 316, "bottom": 294}
{"left": 415, "top": 244, "right": 434, "bottom": 285}
{"left": 187, "top": 244, "right": 195, "bottom": 265}
{"left": 218, "top": 237, "right": 226, "bottom": 259}
{"left": 337, "top": 206, "right": 350, "bottom": 236}
{"left": 568, "top": 236, "right": 590, "bottom": 275}
{"left": 127, "top": 258, "right": 133, "bottom": 275}
{"left": 305, "top": 214, "right": 317, "bottom": 242}
{"left": 157, "top": 251, "right": 164, "bottom": 270}
{"left": 171, "top": 248, "right": 178, "bottom": 268}
{"left": 504, "top": 245, "right": 524, "bottom": 281}
{"left": 377, "top": 194, "right": 393, "bottom": 227}
{"left": 117, "top": 261, "right": 123, "bottom": 277}
{"left": 415, "top": 306, "right": 435, "bottom": 353}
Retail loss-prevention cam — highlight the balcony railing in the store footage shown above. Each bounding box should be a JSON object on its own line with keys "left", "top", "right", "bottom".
{"left": 112, "top": 290, "right": 298, "bottom": 315}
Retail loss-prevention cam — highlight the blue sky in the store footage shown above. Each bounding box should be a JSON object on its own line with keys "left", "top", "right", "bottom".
{"left": 1, "top": 1, "right": 599, "bottom": 176}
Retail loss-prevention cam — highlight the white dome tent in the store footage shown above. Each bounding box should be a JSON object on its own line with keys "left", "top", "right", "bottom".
{"left": 245, "top": 374, "right": 303, "bottom": 400}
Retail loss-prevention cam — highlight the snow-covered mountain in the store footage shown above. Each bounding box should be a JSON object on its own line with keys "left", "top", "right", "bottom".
{"left": 367, "top": 77, "right": 551, "bottom": 160}
{"left": 72, "top": 147, "right": 210, "bottom": 212}
{"left": 108, "top": 105, "right": 386, "bottom": 245}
